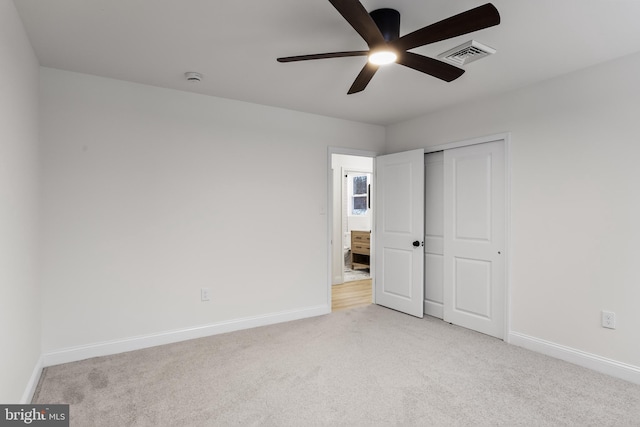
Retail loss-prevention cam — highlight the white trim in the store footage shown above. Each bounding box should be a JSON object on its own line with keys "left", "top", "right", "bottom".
{"left": 504, "top": 135, "right": 513, "bottom": 341}
{"left": 424, "top": 132, "right": 510, "bottom": 154}
{"left": 21, "top": 355, "right": 44, "bottom": 403}
{"left": 42, "top": 304, "right": 329, "bottom": 367}
{"left": 509, "top": 331, "right": 640, "bottom": 385}
{"left": 328, "top": 147, "right": 378, "bottom": 158}
{"left": 424, "top": 301, "right": 444, "bottom": 319}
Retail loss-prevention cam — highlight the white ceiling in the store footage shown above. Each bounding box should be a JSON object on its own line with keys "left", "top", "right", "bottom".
{"left": 14, "top": 0, "right": 640, "bottom": 125}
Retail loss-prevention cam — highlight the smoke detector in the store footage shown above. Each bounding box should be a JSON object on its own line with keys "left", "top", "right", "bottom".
{"left": 438, "top": 40, "right": 496, "bottom": 66}
{"left": 184, "top": 72, "right": 203, "bottom": 82}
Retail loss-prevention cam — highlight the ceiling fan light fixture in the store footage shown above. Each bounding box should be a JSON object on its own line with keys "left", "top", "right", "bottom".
{"left": 368, "top": 50, "right": 397, "bottom": 65}
{"left": 276, "top": 1, "right": 500, "bottom": 93}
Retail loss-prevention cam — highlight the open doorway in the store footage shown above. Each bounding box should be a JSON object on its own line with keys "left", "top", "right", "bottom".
{"left": 343, "top": 171, "right": 372, "bottom": 281}
{"left": 330, "top": 153, "right": 374, "bottom": 311}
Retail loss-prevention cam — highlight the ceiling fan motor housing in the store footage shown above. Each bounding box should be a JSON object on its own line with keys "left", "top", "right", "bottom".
{"left": 370, "top": 8, "right": 400, "bottom": 42}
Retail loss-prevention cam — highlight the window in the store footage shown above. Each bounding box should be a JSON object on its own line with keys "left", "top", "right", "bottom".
{"left": 352, "top": 175, "right": 368, "bottom": 215}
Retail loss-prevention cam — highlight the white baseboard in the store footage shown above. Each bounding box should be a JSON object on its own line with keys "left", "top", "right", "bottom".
{"left": 509, "top": 331, "right": 640, "bottom": 385}
{"left": 21, "top": 355, "right": 44, "bottom": 404}
{"left": 43, "top": 304, "right": 330, "bottom": 367}
{"left": 423, "top": 301, "right": 443, "bottom": 319}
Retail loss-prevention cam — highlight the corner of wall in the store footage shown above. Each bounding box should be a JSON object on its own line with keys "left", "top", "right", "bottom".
{"left": 20, "top": 356, "right": 44, "bottom": 404}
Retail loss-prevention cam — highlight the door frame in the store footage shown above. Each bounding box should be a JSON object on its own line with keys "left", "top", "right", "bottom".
{"left": 327, "top": 147, "right": 378, "bottom": 310}
{"left": 424, "top": 132, "right": 512, "bottom": 341}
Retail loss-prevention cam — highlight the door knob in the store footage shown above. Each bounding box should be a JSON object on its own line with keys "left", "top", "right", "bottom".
{"left": 413, "top": 240, "right": 420, "bottom": 247}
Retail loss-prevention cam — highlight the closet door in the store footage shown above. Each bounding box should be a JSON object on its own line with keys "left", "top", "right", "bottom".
{"left": 424, "top": 152, "right": 445, "bottom": 319}
{"left": 443, "top": 140, "right": 505, "bottom": 338}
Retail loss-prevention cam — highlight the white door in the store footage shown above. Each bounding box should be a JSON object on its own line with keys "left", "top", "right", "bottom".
{"left": 375, "top": 149, "right": 424, "bottom": 318}
{"left": 443, "top": 140, "right": 505, "bottom": 338}
{"left": 424, "top": 151, "right": 445, "bottom": 319}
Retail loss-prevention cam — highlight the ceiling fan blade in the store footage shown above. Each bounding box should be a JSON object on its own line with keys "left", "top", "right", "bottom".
{"left": 396, "top": 52, "right": 464, "bottom": 82}
{"left": 347, "top": 62, "right": 379, "bottom": 94}
{"left": 328, "top": 0, "right": 386, "bottom": 48}
{"left": 277, "top": 51, "right": 369, "bottom": 63}
{"left": 391, "top": 3, "right": 500, "bottom": 51}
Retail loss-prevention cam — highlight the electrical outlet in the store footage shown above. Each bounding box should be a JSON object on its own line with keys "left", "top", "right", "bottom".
{"left": 201, "top": 288, "right": 211, "bottom": 302}
{"left": 602, "top": 310, "right": 616, "bottom": 329}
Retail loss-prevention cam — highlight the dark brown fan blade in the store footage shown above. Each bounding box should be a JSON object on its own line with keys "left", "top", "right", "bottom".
{"left": 328, "top": 0, "right": 386, "bottom": 48}
{"left": 396, "top": 52, "right": 464, "bottom": 82}
{"left": 277, "top": 51, "right": 369, "bottom": 63}
{"left": 347, "top": 62, "right": 379, "bottom": 94}
{"left": 391, "top": 3, "right": 500, "bottom": 52}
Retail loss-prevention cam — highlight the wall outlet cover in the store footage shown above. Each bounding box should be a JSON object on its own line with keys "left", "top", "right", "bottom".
{"left": 602, "top": 310, "right": 616, "bottom": 329}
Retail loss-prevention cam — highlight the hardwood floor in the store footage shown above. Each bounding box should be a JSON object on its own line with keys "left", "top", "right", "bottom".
{"left": 331, "top": 279, "right": 372, "bottom": 311}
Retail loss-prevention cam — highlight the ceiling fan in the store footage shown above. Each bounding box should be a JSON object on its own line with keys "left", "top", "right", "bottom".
{"left": 277, "top": 1, "right": 500, "bottom": 94}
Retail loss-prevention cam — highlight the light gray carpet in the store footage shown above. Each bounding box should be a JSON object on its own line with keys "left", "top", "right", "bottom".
{"left": 33, "top": 305, "right": 640, "bottom": 426}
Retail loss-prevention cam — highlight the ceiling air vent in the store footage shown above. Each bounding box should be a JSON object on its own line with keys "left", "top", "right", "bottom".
{"left": 438, "top": 40, "right": 496, "bottom": 66}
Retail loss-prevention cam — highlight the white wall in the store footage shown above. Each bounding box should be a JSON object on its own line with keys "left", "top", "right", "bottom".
{"left": 40, "top": 68, "right": 385, "bottom": 355}
{"left": 0, "top": 0, "right": 41, "bottom": 402}
{"left": 387, "top": 51, "right": 640, "bottom": 369}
